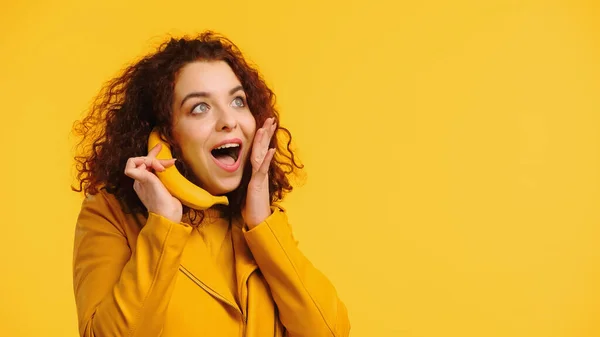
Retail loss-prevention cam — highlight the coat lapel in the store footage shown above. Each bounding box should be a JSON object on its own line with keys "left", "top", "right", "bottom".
{"left": 179, "top": 214, "right": 239, "bottom": 311}
{"left": 230, "top": 216, "right": 259, "bottom": 321}
{"left": 230, "top": 217, "right": 281, "bottom": 336}
{"left": 178, "top": 213, "right": 261, "bottom": 321}
{"left": 231, "top": 219, "right": 258, "bottom": 288}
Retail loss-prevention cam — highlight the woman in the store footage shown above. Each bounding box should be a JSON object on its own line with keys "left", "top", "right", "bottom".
{"left": 71, "top": 31, "right": 350, "bottom": 337}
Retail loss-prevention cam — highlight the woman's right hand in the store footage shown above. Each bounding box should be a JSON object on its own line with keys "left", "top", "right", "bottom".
{"left": 124, "top": 143, "right": 183, "bottom": 223}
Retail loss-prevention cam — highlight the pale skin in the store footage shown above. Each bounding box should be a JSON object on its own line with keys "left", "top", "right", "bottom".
{"left": 124, "top": 61, "right": 276, "bottom": 228}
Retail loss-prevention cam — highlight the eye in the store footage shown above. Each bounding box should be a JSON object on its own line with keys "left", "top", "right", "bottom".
{"left": 231, "top": 96, "right": 245, "bottom": 108}
{"left": 191, "top": 102, "right": 210, "bottom": 114}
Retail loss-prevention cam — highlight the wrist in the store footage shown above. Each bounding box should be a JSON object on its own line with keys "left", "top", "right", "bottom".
{"left": 245, "top": 207, "right": 272, "bottom": 229}
{"left": 166, "top": 214, "right": 183, "bottom": 224}
{"left": 151, "top": 207, "right": 182, "bottom": 224}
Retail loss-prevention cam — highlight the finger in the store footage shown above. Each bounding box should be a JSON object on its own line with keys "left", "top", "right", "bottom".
{"left": 126, "top": 157, "right": 145, "bottom": 169}
{"left": 151, "top": 157, "right": 174, "bottom": 172}
{"left": 144, "top": 158, "right": 175, "bottom": 173}
{"left": 146, "top": 158, "right": 162, "bottom": 171}
{"left": 253, "top": 128, "right": 264, "bottom": 148}
{"left": 141, "top": 156, "right": 159, "bottom": 169}
{"left": 260, "top": 117, "right": 275, "bottom": 135}
{"left": 125, "top": 157, "right": 147, "bottom": 177}
{"left": 255, "top": 148, "right": 276, "bottom": 178}
{"left": 147, "top": 143, "right": 162, "bottom": 158}
{"left": 266, "top": 121, "right": 277, "bottom": 145}
{"left": 261, "top": 117, "right": 273, "bottom": 129}
{"left": 125, "top": 167, "right": 145, "bottom": 180}
{"left": 255, "top": 120, "right": 274, "bottom": 146}
{"left": 126, "top": 157, "right": 156, "bottom": 173}
{"left": 252, "top": 137, "right": 268, "bottom": 169}
{"left": 253, "top": 150, "right": 268, "bottom": 172}
{"left": 251, "top": 129, "right": 265, "bottom": 166}
{"left": 262, "top": 118, "right": 277, "bottom": 148}
{"left": 127, "top": 156, "right": 172, "bottom": 174}
{"left": 257, "top": 117, "right": 273, "bottom": 140}
{"left": 158, "top": 158, "right": 177, "bottom": 170}
{"left": 125, "top": 163, "right": 146, "bottom": 181}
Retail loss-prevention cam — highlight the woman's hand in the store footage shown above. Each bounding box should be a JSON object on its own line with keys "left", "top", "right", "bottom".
{"left": 124, "top": 143, "right": 183, "bottom": 223}
{"left": 242, "top": 117, "right": 277, "bottom": 229}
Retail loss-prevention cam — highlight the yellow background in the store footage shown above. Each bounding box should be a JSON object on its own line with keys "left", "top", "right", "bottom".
{"left": 1, "top": 0, "right": 599, "bottom": 336}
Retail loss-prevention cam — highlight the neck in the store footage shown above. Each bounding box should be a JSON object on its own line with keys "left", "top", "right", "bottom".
{"left": 182, "top": 204, "right": 234, "bottom": 226}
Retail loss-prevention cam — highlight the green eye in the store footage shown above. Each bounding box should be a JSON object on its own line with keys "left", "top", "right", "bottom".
{"left": 192, "top": 102, "right": 209, "bottom": 114}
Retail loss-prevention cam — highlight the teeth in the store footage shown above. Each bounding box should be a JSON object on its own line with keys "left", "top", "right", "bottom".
{"left": 214, "top": 143, "right": 240, "bottom": 150}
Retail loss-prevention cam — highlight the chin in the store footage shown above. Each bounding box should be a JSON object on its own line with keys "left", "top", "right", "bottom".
{"left": 209, "top": 176, "right": 243, "bottom": 196}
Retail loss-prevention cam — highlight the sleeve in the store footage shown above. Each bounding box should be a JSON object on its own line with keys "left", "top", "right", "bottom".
{"left": 242, "top": 205, "right": 351, "bottom": 337}
{"left": 72, "top": 191, "right": 193, "bottom": 337}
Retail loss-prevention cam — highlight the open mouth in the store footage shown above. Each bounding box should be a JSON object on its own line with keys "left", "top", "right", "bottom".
{"left": 210, "top": 143, "right": 241, "bottom": 166}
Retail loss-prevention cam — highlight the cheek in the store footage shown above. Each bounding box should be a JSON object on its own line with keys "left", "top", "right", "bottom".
{"left": 178, "top": 128, "right": 211, "bottom": 160}
{"left": 242, "top": 113, "right": 257, "bottom": 139}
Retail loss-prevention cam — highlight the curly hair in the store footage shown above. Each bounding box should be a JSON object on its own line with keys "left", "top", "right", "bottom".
{"left": 72, "top": 31, "right": 303, "bottom": 221}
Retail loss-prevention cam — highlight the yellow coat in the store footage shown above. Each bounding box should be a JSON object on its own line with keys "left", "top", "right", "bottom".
{"left": 72, "top": 189, "right": 350, "bottom": 337}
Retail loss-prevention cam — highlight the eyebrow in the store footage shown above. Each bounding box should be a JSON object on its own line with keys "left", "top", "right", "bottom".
{"left": 179, "top": 85, "right": 245, "bottom": 108}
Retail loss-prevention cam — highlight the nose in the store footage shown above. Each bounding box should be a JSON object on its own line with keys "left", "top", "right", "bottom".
{"left": 214, "top": 106, "right": 237, "bottom": 131}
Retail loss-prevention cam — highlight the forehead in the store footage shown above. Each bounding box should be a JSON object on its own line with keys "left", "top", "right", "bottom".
{"left": 173, "top": 60, "right": 241, "bottom": 96}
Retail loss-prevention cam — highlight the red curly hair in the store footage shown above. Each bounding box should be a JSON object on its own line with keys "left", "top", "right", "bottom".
{"left": 72, "top": 31, "right": 303, "bottom": 220}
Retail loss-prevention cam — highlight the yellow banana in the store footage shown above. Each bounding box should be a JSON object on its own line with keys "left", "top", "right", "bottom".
{"left": 147, "top": 129, "right": 229, "bottom": 210}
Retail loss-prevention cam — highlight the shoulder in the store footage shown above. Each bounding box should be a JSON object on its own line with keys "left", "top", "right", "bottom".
{"left": 80, "top": 188, "right": 123, "bottom": 218}
{"left": 77, "top": 188, "right": 144, "bottom": 236}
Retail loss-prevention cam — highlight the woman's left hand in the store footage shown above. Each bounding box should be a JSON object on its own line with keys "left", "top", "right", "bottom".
{"left": 242, "top": 117, "right": 277, "bottom": 229}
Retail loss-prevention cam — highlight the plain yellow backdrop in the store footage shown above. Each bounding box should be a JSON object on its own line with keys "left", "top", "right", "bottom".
{"left": 1, "top": 0, "right": 599, "bottom": 336}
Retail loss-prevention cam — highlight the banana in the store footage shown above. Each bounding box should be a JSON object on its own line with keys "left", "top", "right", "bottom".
{"left": 147, "top": 129, "right": 229, "bottom": 210}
